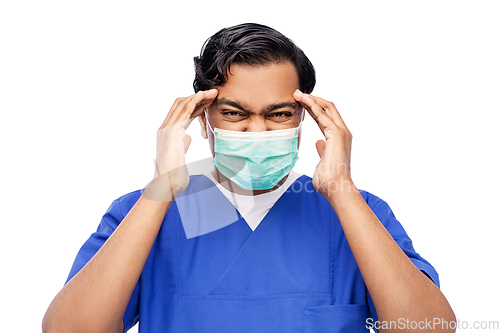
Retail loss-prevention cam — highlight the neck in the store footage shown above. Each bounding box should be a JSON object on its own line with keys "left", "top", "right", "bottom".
{"left": 211, "top": 167, "right": 288, "bottom": 196}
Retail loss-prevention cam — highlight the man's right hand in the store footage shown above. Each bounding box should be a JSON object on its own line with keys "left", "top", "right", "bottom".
{"left": 42, "top": 89, "right": 219, "bottom": 333}
{"left": 143, "top": 89, "right": 218, "bottom": 202}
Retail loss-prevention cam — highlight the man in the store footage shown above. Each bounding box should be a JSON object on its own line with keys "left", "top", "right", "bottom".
{"left": 43, "top": 23, "right": 455, "bottom": 332}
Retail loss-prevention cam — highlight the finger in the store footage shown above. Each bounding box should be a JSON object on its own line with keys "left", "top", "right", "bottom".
{"left": 190, "top": 89, "right": 218, "bottom": 119}
{"left": 170, "top": 89, "right": 218, "bottom": 125}
{"left": 307, "top": 95, "right": 348, "bottom": 129}
{"left": 159, "top": 96, "right": 188, "bottom": 129}
{"left": 294, "top": 90, "right": 336, "bottom": 134}
{"left": 161, "top": 89, "right": 218, "bottom": 129}
{"left": 168, "top": 94, "right": 197, "bottom": 125}
{"left": 183, "top": 134, "right": 192, "bottom": 153}
{"left": 315, "top": 139, "right": 326, "bottom": 158}
{"left": 293, "top": 90, "right": 349, "bottom": 131}
{"left": 293, "top": 90, "right": 319, "bottom": 122}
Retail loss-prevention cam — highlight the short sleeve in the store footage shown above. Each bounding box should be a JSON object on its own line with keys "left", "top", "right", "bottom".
{"left": 360, "top": 190, "right": 440, "bottom": 326}
{"left": 65, "top": 190, "right": 142, "bottom": 332}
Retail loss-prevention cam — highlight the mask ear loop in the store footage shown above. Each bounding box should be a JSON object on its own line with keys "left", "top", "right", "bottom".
{"left": 204, "top": 110, "right": 215, "bottom": 134}
{"left": 298, "top": 107, "right": 305, "bottom": 129}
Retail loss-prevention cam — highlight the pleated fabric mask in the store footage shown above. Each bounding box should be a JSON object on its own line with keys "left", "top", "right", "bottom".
{"left": 207, "top": 116, "right": 300, "bottom": 190}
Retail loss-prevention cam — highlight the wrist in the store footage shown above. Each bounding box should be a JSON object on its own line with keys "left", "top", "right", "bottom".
{"left": 143, "top": 171, "right": 183, "bottom": 202}
{"left": 317, "top": 176, "right": 357, "bottom": 201}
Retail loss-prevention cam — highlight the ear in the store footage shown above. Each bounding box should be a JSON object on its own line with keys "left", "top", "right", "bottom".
{"left": 198, "top": 110, "right": 208, "bottom": 139}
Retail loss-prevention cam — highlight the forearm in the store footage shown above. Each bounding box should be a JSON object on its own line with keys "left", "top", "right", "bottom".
{"left": 325, "top": 180, "right": 455, "bottom": 333}
{"left": 42, "top": 196, "right": 171, "bottom": 333}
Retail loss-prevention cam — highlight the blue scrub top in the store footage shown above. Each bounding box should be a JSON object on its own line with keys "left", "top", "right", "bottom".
{"left": 67, "top": 175, "right": 439, "bottom": 332}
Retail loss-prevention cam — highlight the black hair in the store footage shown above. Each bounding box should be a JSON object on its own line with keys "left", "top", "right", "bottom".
{"left": 193, "top": 23, "right": 315, "bottom": 94}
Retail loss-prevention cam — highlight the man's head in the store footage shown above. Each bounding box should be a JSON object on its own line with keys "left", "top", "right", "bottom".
{"left": 194, "top": 23, "right": 315, "bottom": 193}
{"left": 193, "top": 23, "right": 315, "bottom": 94}
{"left": 195, "top": 23, "right": 316, "bottom": 143}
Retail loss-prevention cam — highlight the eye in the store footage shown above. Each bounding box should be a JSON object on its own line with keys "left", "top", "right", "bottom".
{"left": 268, "top": 111, "right": 293, "bottom": 122}
{"left": 221, "top": 110, "right": 247, "bottom": 121}
{"left": 224, "top": 111, "right": 241, "bottom": 117}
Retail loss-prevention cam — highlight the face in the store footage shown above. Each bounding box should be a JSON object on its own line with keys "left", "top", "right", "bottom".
{"left": 199, "top": 61, "right": 303, "bottom": 155}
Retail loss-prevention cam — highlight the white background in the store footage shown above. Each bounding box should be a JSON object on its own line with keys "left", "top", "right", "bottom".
{"left": 1, "top": 1, "right": 499, "bottom": 332}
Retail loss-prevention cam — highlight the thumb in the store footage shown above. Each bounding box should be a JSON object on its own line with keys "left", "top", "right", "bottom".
{"left": 183, "top": 134, "right": 192, "bottom": 153}
{"left": 315, "top": 139, "right": 326, "bottom": 158}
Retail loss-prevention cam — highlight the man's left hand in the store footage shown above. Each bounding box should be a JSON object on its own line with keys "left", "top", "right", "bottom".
{"left": 293, "top": 90, "right": 353, "bottom": 197}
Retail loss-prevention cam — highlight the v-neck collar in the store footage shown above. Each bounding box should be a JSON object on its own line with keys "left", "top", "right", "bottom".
{"left": 205, "top": 171, "right": 302, "bottom": 231}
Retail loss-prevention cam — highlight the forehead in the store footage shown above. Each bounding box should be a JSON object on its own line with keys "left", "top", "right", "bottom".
{"left": 215, "top": 62, "right": 300, "bottom": 111}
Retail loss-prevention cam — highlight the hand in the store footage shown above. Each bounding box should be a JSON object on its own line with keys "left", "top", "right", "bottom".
{"left": 293, "top": 90, "right": 353, "bottom": 196}
{"left": 143, "top": 89, "right": 218, "bottom": 201}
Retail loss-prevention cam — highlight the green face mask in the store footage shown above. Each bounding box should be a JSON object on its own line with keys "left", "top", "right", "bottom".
{"left": 207, "top": 117, "right": 300, "bottom": 190}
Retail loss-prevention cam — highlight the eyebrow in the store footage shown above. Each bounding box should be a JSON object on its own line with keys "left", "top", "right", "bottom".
{"left": 216, "top": 98, "right": 298, "bottom": 113}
